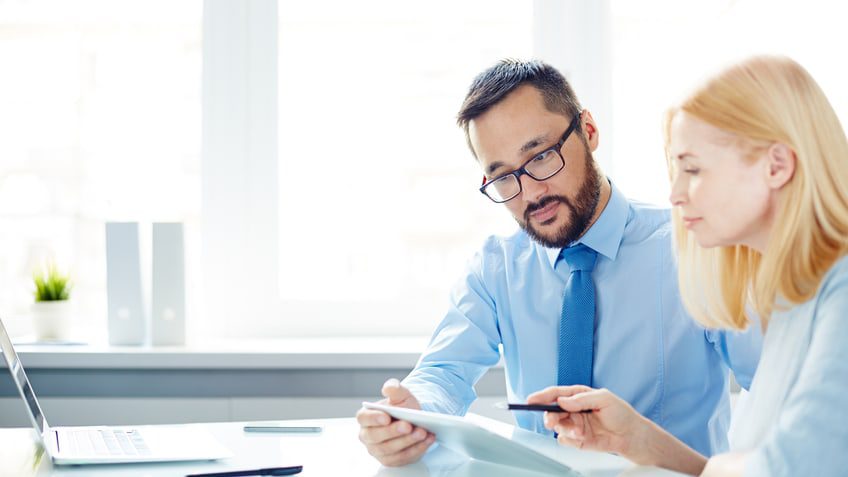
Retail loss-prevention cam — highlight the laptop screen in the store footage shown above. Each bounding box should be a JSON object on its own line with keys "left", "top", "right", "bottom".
{"left": 0, "top": 317, "right": 48, "bottom": 435}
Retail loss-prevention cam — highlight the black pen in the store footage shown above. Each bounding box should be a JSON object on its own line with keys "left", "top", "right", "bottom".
{"left": 496, "top": 402, "right": 593, "bottom": 413}
{"left": 186, "top": 465, "right": 303, "bottom": 477}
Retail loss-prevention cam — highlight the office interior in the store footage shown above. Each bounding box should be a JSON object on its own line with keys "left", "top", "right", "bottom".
{"left": 0, "top": 0, "right": 844, "bottom": 471}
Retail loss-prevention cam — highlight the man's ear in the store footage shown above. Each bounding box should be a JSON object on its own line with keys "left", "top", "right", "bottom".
{"left": 581, "top": 110, "right": 599, "bottom": 152}
{"left": 765, "top": 142, "right": 796, "bottom": 190}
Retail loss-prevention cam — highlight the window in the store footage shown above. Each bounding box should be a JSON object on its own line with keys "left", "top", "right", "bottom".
{"left": 275, "top": 1, "right": 531, "bottom": 336}
{"left": 7, "top": 0, "right": 846, "bottom": 341}
{"left": 609, "top": 0, "right": 848, "bottom": 205}
{"left": 0, "top": 1, "right": 202, "bottom": 338}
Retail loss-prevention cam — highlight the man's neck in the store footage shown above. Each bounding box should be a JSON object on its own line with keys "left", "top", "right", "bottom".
{"left": 577, "top": 174, "right": 612, "bottom": 241}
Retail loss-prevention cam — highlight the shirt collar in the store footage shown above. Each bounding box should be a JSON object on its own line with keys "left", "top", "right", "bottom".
{"left": 544, "top": 179, "right": 629, "bottom": 267}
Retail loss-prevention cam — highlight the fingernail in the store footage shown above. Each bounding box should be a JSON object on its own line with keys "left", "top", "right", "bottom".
{"left": 413, "top": 429, "right": 425, "bottom": 439}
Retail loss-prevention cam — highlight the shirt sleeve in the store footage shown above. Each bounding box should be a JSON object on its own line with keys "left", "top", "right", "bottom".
{"left": 705, "top": 318, "right": 763, "bottom": 390}
{"left": 401, "top": 250, "right": 502, "bottom": 416}
{"left": 745, "top": 269, "right": 848, "bottom": 477}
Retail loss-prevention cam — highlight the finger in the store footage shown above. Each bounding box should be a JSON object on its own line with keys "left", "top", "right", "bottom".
{"left": 356, "top": 408, "right": 392, "bottom": 427}
{"left": 382, "top": 379, "right": 414, "bottom": 406}
{"left": 370, "top": 426, "right": 431, "bottom": 457}
{"left": 545, "top": 412, "right": 584, "bottom": 434}
{"left": 554, "top": 428, "right": 586, "bottom": 450}
{"left": 527, "top": 385, "right": 595, "bottom": 404}
{"left": 360, "top": 419, "right": 414, "bottom": 445}
{"left": 380, "top": 434, "right": 436, "bottom": 467}
{"left": 543, "top": 410, "right": 578, "bottom": 429}
{"left": 557, "top": 388, "right": 611, "bottom": 413}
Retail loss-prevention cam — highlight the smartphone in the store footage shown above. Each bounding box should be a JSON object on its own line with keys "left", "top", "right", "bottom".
{"left": 243, "top": 424, "right": 323, "bottom": 433}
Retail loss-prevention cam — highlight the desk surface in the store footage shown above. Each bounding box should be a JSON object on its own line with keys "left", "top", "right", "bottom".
{"left": 0, "top": 418, "right": 687, "bottom": 477}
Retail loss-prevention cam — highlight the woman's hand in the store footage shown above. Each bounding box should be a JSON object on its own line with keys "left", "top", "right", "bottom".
{"left": 527, "top": 385, "right": 707, "bottom": 475}
{"left": 527, "top": 385, "right": 647, "bottom": 459}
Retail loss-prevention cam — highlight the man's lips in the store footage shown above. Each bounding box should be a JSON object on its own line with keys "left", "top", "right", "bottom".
{"left": 529, "top": 201, "right": 560, "bottom": 222}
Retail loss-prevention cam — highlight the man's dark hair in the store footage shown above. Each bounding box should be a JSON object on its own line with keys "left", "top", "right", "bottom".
{"left": 456, "top": 59, "right": 582, "bottom": 157}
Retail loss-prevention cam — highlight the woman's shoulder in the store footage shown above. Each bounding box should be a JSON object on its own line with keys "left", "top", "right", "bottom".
{"left": 806, "top": 253, "right": 848, "bottom": 341}
{"left": 818, "top": 253, "right": 848, "bottom": 299}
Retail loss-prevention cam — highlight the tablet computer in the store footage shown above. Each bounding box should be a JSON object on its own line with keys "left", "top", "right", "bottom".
{"left": 362, "top": 402, "right": 581, "bottom": 476}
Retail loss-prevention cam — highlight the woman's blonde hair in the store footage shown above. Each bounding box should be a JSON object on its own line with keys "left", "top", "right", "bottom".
{"left": 665, "top": 55, "right": 848, "bottom": 330}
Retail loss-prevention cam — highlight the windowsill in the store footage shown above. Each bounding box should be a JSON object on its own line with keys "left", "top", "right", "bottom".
{"left": 12, "top": 336, "right": 439, "bottom": 370}
{"left": 2, "top": 337, "right": 508, "bottom": 400}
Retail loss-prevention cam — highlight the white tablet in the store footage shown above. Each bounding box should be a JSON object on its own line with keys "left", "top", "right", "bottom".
{"left": 362, "top": 402, "right": 581, "bottom": 476}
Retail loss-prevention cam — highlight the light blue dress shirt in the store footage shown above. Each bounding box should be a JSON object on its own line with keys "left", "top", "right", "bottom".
{"left": 403, "top": 182, "right": 763, "bottom": 457}
{"left": 729, "top": 255, "right": 848, "bottom": 476}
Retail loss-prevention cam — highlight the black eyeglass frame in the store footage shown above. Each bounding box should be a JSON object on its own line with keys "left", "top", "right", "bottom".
{"left": 479, "top": 112, "right": 582, "bottom": 203}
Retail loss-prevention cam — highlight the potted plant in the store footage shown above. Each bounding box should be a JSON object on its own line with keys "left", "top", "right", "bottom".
{"left": 31, "top": 263, "right": 73, "bottom": 341}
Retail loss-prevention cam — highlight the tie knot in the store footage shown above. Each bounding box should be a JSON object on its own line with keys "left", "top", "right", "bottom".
{"left": 560, "top": 244, "right": 597, "bottom": 272}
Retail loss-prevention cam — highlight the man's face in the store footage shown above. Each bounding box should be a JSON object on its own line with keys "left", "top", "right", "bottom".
{"left": 469, "top": 85, "right": 601, "bottom": 248}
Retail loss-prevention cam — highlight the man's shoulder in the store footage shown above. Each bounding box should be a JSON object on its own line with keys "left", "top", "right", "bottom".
{"left": 621, "top": 198, "right": 673, "bottom": 245}
{"left": 472, "top": 228, "right": 556, "bottom": 273}
{"left": 479, "top": 228, "right": 536, "bottom": 256}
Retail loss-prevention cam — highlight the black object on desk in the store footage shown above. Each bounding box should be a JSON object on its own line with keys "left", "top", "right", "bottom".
{"left": 186, "top": 465, "right": 303, "bottom": 477}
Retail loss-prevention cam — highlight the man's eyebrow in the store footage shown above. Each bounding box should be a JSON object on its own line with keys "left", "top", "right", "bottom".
{"left": 519, "top": 135, "right": 548, "bottom": 155}
{"left": 486, "top": 135, "right": 550, "bottom": 176}
{"left": 486, "top": 161, "right": 506, "bottom": 176}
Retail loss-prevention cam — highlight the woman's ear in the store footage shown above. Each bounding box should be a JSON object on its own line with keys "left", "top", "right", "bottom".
{"left": 765, "top": 142, "right": 796, "bottom": 190}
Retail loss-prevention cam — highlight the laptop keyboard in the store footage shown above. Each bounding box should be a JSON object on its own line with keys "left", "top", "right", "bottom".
{"left": 67, "top": 429, "right": 152, "bottom": 456}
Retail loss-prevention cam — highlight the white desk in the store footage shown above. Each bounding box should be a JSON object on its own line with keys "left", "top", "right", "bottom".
{"left": 0, "top": 418, "right": 687, "bottom": 477}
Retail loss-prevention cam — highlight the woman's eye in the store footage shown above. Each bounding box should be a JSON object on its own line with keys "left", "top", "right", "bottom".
{"left": 683, "top": 168, "right": 700, "bottom": 175}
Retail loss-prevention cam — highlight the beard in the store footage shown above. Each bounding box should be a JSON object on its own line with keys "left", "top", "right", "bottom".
{"left": 517, "top": 150, "right": 602, "bottom": 249}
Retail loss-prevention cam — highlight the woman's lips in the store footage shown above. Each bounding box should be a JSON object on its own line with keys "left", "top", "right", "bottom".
{"left": 682, "top": 217, "right": 702, "bottom": 228}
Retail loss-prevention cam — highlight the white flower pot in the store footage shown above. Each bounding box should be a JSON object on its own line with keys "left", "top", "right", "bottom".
{"left": 30, "top": 300, "right": 73, "bottom": 341}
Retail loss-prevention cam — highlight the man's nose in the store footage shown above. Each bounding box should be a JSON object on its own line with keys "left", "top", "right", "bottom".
{"left": 519, "top": 174, "right": 547, "bottom": 203}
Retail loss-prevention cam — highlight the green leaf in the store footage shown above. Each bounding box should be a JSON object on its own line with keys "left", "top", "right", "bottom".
{"left": 32, "top": 263, "right": 71, "bottom": 302}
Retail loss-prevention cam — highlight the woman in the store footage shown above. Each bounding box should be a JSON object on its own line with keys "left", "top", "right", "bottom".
{"left": 528, "top": 55, "right": 848, "bottom": 476}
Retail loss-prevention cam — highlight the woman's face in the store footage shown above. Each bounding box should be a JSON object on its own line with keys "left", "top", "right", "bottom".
{"left": 667, "top": 112, "right": 776, "bottom": 251}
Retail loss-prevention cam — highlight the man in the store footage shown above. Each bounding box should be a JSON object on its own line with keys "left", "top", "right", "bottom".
{"left": 356, "top": 59, "right": 762, "bottom": 467}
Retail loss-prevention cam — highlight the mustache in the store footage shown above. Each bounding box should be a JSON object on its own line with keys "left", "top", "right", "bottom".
{"left": 524, "top": 195, "right": 573, "bottom": 222}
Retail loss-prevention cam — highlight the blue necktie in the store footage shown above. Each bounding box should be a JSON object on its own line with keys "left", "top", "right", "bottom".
{"left": 558, "top": 244, "right": 598, "bottom": 387}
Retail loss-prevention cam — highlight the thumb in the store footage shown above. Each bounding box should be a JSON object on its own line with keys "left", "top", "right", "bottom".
{"left": 381, "top": 378, "right": 412, "bottom": 405}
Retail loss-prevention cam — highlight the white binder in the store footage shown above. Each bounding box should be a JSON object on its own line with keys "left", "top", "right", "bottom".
{"left": 151, "top": 222, "right": 186, "bottom": 345}
{"left": 105, "top": 222, "right": 147, "bottom": 345}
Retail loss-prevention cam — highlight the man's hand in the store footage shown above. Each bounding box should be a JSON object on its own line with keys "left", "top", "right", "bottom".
{"left": 356, "top": 379, "right": 436, "bottom": 466}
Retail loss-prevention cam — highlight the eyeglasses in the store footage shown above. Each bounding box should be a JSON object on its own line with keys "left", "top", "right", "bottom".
{"left": 479, "top": 113, "right": 581, "bottom": 203}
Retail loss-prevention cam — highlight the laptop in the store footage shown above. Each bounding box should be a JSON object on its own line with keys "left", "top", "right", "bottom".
{"left": 0, "top": 316, "right": 233, "bottom": 465}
